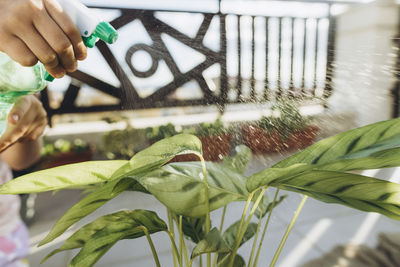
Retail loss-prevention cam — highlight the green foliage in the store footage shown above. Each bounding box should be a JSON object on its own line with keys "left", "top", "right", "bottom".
{"left": 186, "top": 118, "right": 232, "bottom": 137}
{"left": 222, "top": 221, "right": 258, "bottom": 248}
{"left": 255, "top": 195, "right": 287, "bottom": 219}
{"left": 0, "top": 161, "right": 128, "bottom": 194}
{"left": 257, "top": 101, "right": 310, "bottom": 138}
{"left": 145, "top": 123, "right": 180, "bottom": 143}
{"left": 39, "top": 178, "right": 143, "bottom": 246}
{"left": 43, "top": 210, "right": 167, "bottom": 267}
{"left": 2, "top": 119, "right": 400, "bottom": 266}
{"left": 222, "top": 145, "right": 252, "bottom": 174}
{"left": 136, "top": 162, "right": 249, "bottom": 217}
{"left": 191, "top": 228, "right": 231, "bottom": 259}
{"left": 102, "top": 126, "right": 148, "bottom": 160}
{"left": 181, "top": 216, "right": 206, "bottom": 244}
{"left": 41, "top": 138, "right": 91, "bottom": 157}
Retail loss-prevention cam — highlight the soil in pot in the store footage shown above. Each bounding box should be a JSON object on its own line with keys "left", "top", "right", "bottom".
{"left": 242, "top": 124, "right": 319, "bottom": 154}
{"left": 171, "top": 134, "right": 233, "bottom": 162}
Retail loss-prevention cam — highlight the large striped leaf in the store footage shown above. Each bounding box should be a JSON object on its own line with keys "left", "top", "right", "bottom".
{"left": 247, "top": 147, "right": 400, "bottom": 192}
{"left": 110, "top": 134, "right": 202, "bottom": 180}
{"left": 255, "top": 195, "right": 287, "bottom": 219}
{"left": 39, "top": 178, "right": 139, "bottom": 247}
{"left": 217, "top": 254, "right": 245, "bottom": 267}
{"left": 43, "top": 210, "right": 167, "bottom": 266}
{"left": 271, "top": 170, "right": 400, "bottom": 220}
{"left": 222, "top": 145, "right": 252, "bottom": 174}
{"left": 274, "top": 118, "right": 400, "bottom": 168}
{"left": 182, "top": 216, "right": 206, "bottom": 244}
{"left": 136, "top": 162, "right": 249, "bottom": 217}
{"left": 223, "top": 221, "right": 258, "bottom": 248}
{"left": 191, "top": 228, "right": 231, "bottom": 259}
{"left": 0, "top": 161, "right": 127, "bottom": 194}
{"left": 247, "top": 118, "right": 400, "bottom": 192}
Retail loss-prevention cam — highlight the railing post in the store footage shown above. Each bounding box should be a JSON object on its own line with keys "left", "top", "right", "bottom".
{"left": 219, "top": 11, "right": 228, "bottom": 112}
{"left": 391, "top": 7, "right": 400, "bottom": 118}
{"left": 324, "top": 4, "right": 336, "bottom": 100}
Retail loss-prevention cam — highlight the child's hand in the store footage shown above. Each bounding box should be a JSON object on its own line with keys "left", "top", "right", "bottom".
{"left": 0, "top": 0, "right": 87, "bottom": 78}
{"left": 0, "top": 95, "right": 47, "bottom": 151}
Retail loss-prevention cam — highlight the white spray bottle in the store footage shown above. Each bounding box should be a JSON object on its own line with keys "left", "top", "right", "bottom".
{"left": 44, "top": 0, "right": 118, "bottom": 81}
{"left": 0, "top": 0, "right": 118, "bottom": 135}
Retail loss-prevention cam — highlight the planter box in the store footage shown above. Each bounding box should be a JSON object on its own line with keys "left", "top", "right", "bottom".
{"left": 242, "top": 124, "right": 319, "bottom": 154}
{"left": 171, "top": 134, "right": 233, "bottom": 162}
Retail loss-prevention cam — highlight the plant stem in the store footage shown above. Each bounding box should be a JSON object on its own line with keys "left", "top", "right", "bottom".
{"left": 168, "top": 210, "right": 179, "bottom": 267}
{"left": 179, "top": 216, "right": 183, "bottom": 267}
{"left": 199, "top": 155, "right": 211, "bottom": 267}
{"left": 212, "top": 206, "right": 228, "bottom": 267}
{"left": 248, "top": 204, "right": 264, "bottom": 267}
{"left": 254, "top": 189, "right": 279, "bottom": 267}
{"left": 174, "top": 215, "right": 190, "bottom": 267}
{"left": 138, "top": 226, "right": 160, "bottom": 267}
{"left": 269, "top": 195, "right": 308, "bottom": 267}
{"left": 228, "top": 188, "right": 266, "bottom": 267}
{"left": 167, "top": 231, "right": 181, "bottom": 267}
{"left": 219, "top": 206, "right": 227, "bottom": 232}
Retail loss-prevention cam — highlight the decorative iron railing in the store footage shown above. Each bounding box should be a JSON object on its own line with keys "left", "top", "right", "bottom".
{"left": 41, "top": 4, "right": 337, "bottom": 122}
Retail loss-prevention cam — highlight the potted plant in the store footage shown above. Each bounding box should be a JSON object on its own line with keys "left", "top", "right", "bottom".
{"left": 35, "top": 138, "right": 93, "bottom": 170}
{"left": 145, "top": 123, "right": 180, "bottom": 144}
{"left": 242, "top": 101, "right": 318, "bottom": 154}
{"left": 145, "top": 119, "right": 233, "bottom": 162}
{"left": 102, "top": 126, "right": 148, "bottom": 160}
{"left": 2, "top": 118, "right": 400, "bottom": 267}
{"left": 184, "top": 118, "right": 233, "bottom": 162}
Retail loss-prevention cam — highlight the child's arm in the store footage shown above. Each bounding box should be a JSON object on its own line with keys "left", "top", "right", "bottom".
{"left": 0, "top": 0, "right": 87, "bottom": 78}
{"left": 0, "top": 95, "right": 47, "bottom": 170}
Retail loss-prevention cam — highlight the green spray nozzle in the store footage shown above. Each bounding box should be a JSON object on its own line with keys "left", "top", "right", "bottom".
{"left": 82, "top": 22, "right": 118, "bottom": 48}
{"left": 44, "top": 21, "right": 118, "bottom": 81}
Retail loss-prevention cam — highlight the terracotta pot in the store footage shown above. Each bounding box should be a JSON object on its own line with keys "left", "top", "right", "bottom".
{"left": 171, "top": 134, "right": 233, "bottom": 162}
{"left": 242, "top": 124, "right": 319, "bottom": 154}
{"left": 37, "top": 149, "right": 93, "bottom": 170}
{"left": 201, "top": 134, "right": 233, "bottom": 162}
{"left": 285, "top": 125, "right": 319, "bottom": 150}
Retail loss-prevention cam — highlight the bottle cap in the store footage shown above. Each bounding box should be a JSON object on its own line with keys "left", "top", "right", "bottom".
{"left": 93, "top": 22, "right": 118, "bottom": 44}
{"left": 82, "top": 35, "right": 98, "bottom": 48}
{"left": 44, "top": 72, "right": 55, "bottom": 82}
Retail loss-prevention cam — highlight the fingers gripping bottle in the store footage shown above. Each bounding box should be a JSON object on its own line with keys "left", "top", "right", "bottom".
{"left": 0, "top": 56, "right": 46, "bottom": 135}
{"left": 0, "top": 0, "right": 118, "bottom": 135}
{"left": 44, "top": 0, "right": 119, "bottom": 81}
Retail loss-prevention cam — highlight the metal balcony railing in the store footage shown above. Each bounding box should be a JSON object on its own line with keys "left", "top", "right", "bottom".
{"left": 41, "top": 2, "right": 337, "bottom": 122}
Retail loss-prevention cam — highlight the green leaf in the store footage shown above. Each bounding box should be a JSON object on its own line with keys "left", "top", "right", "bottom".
{"left": 274, "top": 118, "right": 400, "bottom": 168}
{"left": 255, "top": 195, "right": 287, "bottom": 218}
{"left": 247, "top": 164, "right": 310, "bottom": 193}
{"left": 39, "top": 178, "right": 138, "bottom": 247}
{"left": 273, "top": 170, "right": 400, "bottom": 220}
{"left": 217, "top": 253, "right": 246, "bottom": 267}
{"left": 181, "top": 216, "right": 206, "bottom": 244}
{"left": 137, "top": 162, "right": 249, "bottom": 217}
{"left": 222, "top": 145, "right": 252, "bottom": 174}
{"left": 191, "top": 228, "right": 231, "bottom": 259}
{"left": 223, "top": 221, "right": 258, "bottom": 248}
{"left": 0, "top": 161, "right": 127, "bottom": 194}
{"left": 315, "top": 147, "right": 400, "bottom": 172}
{"left": 247, "top": 147, "right": 400, "bottom": 192}
{"left": 43, "top": 210, "right": 167, "bottom": 266}
{"left": 247, "top": 118, "right": 400, "bottom": 192}
{"left": 110, "top": 134, "right": 202, "bottom": 180}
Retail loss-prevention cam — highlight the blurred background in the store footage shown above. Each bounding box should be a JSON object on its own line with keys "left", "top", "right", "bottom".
{"left": 20, "top": 0, "right": 400, "bottom": 266}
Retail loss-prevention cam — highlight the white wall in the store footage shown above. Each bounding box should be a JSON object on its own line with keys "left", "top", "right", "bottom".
{"left": 328, "top": 0, "right": 399, "bottom": 127}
